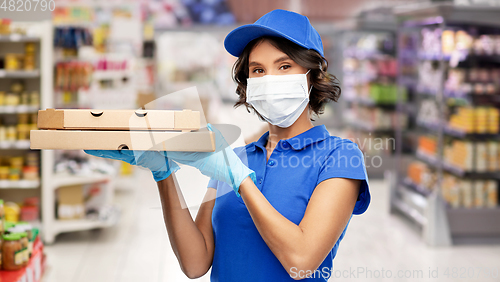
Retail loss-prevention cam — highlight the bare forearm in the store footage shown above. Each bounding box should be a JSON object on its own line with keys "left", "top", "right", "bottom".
{"left": 157, "top": 173, "right": 214, "bottom": 277}
{"left": 238, "top": 177, "right": 308, "bottom": 269}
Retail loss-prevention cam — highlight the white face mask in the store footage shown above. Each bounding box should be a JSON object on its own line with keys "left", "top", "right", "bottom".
{"left": 246, "top": 70, "right": 311, "bottom": 128}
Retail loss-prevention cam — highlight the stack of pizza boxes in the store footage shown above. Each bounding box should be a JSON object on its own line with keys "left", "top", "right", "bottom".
{"left": 30, "top": 109, "right": 215, "bottom": 151}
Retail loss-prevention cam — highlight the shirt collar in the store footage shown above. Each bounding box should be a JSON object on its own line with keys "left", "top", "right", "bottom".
{"left": 248, "top": 124, "right": 330, "bottom": 152}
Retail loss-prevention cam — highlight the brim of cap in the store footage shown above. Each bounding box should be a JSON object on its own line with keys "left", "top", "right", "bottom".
{"left": 224, "top": 24, "right": 308, "bottom": 57}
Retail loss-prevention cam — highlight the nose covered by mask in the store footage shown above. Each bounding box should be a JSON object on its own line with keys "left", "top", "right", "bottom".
{"left": 246, "top": 70, "right": 312, "bottom": 128}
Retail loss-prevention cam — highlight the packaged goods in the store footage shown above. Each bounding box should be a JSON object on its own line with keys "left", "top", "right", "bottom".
{"left": 486, "top": 181, "right": 498, "bottom": 208}
{"left": 2, "top": 233, "right": 22, "bottom": 271}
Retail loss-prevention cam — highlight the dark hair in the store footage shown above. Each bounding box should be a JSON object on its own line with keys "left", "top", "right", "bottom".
{"left": 232, "top": 36, "right": 341, "bottom": 121}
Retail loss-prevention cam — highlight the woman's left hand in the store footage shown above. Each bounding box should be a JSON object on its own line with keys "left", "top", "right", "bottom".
{"left": 164, "top": 123, "right": 256, "bottom": 196}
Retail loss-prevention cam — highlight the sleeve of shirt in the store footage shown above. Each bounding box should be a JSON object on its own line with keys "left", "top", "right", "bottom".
{"left": 207, "top": 178, "right": 219, "bottom": 190}
{"left": 317, "top": 139, "right": 371, "bottom": 215}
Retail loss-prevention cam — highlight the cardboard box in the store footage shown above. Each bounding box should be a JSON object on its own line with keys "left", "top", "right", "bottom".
{"left": 30, "top": 130, "right": 215, "bottom": 151}
{"left": 37, "top": 108, "right": 200, "bottom": 131}
{"left": 57, "top": 185, "right": 85, "bottom": 220}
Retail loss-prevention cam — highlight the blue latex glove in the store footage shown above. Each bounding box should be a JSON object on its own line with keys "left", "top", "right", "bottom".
{"left": 164, "top": 123, "right": 256, "bottom": 197}
{"left": 84, "top": 150, "right": 180, "bottom": 182}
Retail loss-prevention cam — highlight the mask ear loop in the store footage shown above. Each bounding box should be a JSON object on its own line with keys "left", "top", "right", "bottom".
{"left": 306, "top": 69, "right": 312, "bottom": 95}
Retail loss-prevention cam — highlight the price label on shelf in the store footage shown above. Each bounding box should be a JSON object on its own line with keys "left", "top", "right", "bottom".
{"left": 10, "top": 34, "right": 21, "bottom": 42}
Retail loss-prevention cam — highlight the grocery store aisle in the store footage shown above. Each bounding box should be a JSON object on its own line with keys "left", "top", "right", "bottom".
{"left": 41, "top": 151, "right": 500, "bottom": 282}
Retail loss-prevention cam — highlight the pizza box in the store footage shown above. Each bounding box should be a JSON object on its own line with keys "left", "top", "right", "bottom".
{"left": 37, "top": 108, "right": 200, "bottom": 131}
{"left": 30, "top": 130, "right": 215, "bottom": 151}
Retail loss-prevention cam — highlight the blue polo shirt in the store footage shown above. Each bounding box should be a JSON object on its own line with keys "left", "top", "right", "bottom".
{"left": 206, "top": 124, "right": 370, "bottom": 281}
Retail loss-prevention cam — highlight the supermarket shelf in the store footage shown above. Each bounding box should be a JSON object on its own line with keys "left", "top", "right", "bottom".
{"left": 0, "top": 105, "right": 39, "bottom": 114}
{"left": 393, "top": 195, "right": 427, "bottom": 226}
{"left": 0, "top": 179, "right": 40, "bottom": 189}
{"left": 344, "top": 50, "right": 393, "bottom": 60}
{"left": 398, "top": 76, "right": 418, "bottom": 88}
{"left": 0, "top": 34, "right": 40, "bottom": 42}
{"left": 402, "top": 177, "right": 432, "bottom": 197}
{"left": 415, "top": 150, "right": 440, "bottom": 168}
{"left": 52, "top": 206, "right": 120, "bottom": 234}
{"left": 447, "top": 207, "right": 500, "bottom": 238}
{"left": 345, "top": 97, "right": 398, "bottom": 108}
{"left": 443, "top": 126, "right": 500, "bottom": 140}
{"left": 346, "top": 120, "right": 396, "bottom": 134}
{"left": 92, "top": 70, "right": 133, "bottom": 80}
{"left": 52, "top": 173, "right": 113, "bottom": 189}
{"left": 416, "top": 120, "right": 441, "bottom": 132}
{"left": 416, "top": 150, "right": 500, "bottom": 179}
{"left": 416, "top": 85, "right": 438, "bottom": 96}
{"left": 442, "top": 161, "right": 500, "bottom": 179}
{"left": 395, "top": 2, "right": 500, "bottom": 27}
{"left": 0, "top": 140, "right": 31, "bottom": 149}
{"left": 0, "top": 70, "right": 40, "bottom": 78}
{"left": 417, "top": 52, "right": 451, "bottom": 61}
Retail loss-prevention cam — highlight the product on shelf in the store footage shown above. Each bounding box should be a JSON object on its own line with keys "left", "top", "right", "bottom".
{"left": 2, "top": 43, "right": 37, "bottom": 71}
{"left": 448, "top": 106, "right": 499, "bottom": 134}
{"left": 0, "top": 199, "right": 4, "bottom": 232}
{"left": 369, "top": 83, "right": 406, "bottom": 104}
{"left": 406, "top": 161, "right": 437, "bottom": 192}
{"left": 54, "top": 61, "right": 93, "bottom": 91}
{"left": 442, "top": 176, "right": 498, "bottom": 209}
{"left": 421, "top": 28, "right": 500, "bottom": 57}
{"left": 416, "top": 99, "right": 440, "bottom": 125}
{"left": 0, "top": 18, "right": 12, "bottom": 34}
{"left": 348, "top": 107, "right": 407, "bottom": 130}
{"left": 0, "top": 153, "right": 39, "bottom": 181}
{"left": 54, "top": 27, "right": 93, "bottom": 49}
{"left": 1, "top": 233, "right": 22, "bottom": 271}
{"left": 417, "top": 136, "right": 438, "bottom": 157}
{"left": 4, "top": 202, "right": 20, "bottom": 222}
{"left": 445, "top": 67, "right": 500, "bottom": 95}
{"left": 443, "top": 140, "right": 500, "bottom": 172}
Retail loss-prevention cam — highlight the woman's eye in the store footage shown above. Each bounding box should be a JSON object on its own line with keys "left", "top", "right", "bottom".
{"left": 280, "top": 65, "right": 291, "bottom": 70}
{"left": 252, "top": 69, "right": 264, "bottom": 74}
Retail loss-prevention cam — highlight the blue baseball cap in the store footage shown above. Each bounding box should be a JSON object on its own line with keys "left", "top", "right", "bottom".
{"left": 224, "top": 9, "right": 324, "bottom": 58}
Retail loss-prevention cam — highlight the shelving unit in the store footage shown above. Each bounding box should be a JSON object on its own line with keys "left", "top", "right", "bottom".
{"left": 393, "top": 2, "right": 500, "bottom": 246}
{"left": 0, "top": 22, "right": 45, "bottom": 208}
{"left": 337, "top": 8, "right": 401, "bottom": 178}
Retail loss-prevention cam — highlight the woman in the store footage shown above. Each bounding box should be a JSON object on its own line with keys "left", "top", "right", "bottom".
{"left": 86, "top": 9, "right": 370, "bottom": 281}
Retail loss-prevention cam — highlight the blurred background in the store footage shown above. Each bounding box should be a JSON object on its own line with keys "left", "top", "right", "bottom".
{"left": 1, "top": 0, "right": 500, "bottom": 281}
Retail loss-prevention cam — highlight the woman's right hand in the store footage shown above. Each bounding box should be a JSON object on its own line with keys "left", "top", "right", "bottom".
{"left": 84, "top": 150, "right": 180, "bottom": 182}
{"left": 164, "top": 123, "right": 256, "bottom": 197}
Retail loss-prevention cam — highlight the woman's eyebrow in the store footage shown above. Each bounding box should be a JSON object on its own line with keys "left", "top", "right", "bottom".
{"left": 249, "top": 61, "right": 261, "bottom": 67}
{"left": 274, "top": 55, "right": 290, "bottom": 64}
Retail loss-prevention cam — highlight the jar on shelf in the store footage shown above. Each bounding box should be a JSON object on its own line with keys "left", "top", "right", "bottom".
{"left": 5, "top": 93, "right": 20, "bottom": 106}
{"left": 2, "top": 233, "right": 22, "bottom": 271}
{"left": 0, "top": 126, "right": 6, "bottom": 141}
{"left": 22, "top": 166, "right": 39, "bottom": 180}
{"left": 20, "top": 92, "right": 29, "bottom": 105}
{"left": 0, "top": 199, "right": 4, "bottom": 232}
{"left": 30, "top": 91, "right": 39, "bottom": 106}
{"left": 18, "top": 231, "right": 29, "bottom": 266}
{"left": 5, "top": 54, "right": 21, "bottom": 71}
{"left": 9, "top": 167, "right": 21, "bottom": 180}
{"left": 0, "top": 91, "right": 5, "bottom": 105}
{"left": 6, "top": 125, "right": 16, "bottom": 141}
{"left": 10, "top": 157, "right": 24, "bottom": 168}
{"left": 4, "top": 202, "right": 20, "bottom": 222}
{"left": 17, "top": 124, "right": 29, "bottom": 140}
{"left": 14, "top": 223, "right": 33, "bottom": 258}
{"left": 0, "top": 234, "right": 3, "bottom": 270}
{"left": 10, "top": 81, "right": 24, "bottom": 93}
{"left": 0, "top": 166, "right": 9, "bottom": 180}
